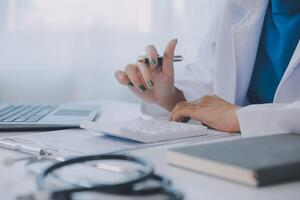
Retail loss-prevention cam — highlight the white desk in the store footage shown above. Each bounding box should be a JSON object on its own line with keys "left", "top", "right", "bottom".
{"left": 0, "top": 100, "right": 299, "bottom": 200}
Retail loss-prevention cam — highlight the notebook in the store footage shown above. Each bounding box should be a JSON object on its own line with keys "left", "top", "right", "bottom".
{"left": 167, "top": 134, "right": 300, "bottom": 186}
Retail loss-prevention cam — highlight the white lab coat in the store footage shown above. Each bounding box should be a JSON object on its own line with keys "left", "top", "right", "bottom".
{"left": 141, "top": 0, "right": 300, "bottom": 137}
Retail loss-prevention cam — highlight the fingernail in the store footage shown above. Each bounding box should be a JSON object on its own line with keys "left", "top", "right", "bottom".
{"left": 173, "top": 38, "right": 178, "bottom": 44}
{"left": 151, "top": 58, "right": 157, "bottom": 65}
{"left": 128, "top": 81, "right": 134, "bottom": 87}
{"left": 147, "top": 57, "right": 157, "bottom": 66}
{"left": 148, "top": 58, "right": 154, "bottom": 65}
{"left": 139, "top": 85, "right": 146, "bottom": 91}
{"left": 146, "top": 80, "right": 154, "bottom": 88}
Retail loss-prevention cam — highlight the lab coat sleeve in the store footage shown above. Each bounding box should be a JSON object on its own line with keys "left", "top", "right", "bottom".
{"left": 237, "top": 101, "right": 300, "bottom": 137}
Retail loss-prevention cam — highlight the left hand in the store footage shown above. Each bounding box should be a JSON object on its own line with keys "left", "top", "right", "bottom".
{"left": 169, "top": 95, "right": 241, "bottom": 133}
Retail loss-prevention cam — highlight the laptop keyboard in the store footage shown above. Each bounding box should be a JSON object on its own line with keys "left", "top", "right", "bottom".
{"left": 0, "top": 105, "right": 57, "bottom": 123}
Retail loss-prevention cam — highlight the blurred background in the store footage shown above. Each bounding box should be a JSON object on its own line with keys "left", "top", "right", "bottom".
{"left": 0, "top": 0, "right": 218, "bottom": 104}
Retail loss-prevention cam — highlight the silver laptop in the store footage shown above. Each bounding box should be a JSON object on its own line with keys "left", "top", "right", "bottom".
{"left": 0, "top": 104, "right": 99, "bottom": 130}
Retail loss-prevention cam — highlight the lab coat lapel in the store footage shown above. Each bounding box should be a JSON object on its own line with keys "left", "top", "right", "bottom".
{"left": 231, "top": 0, "right": 269, "bottom": 105}
{"left": 214, "top": 0, "right": 269, "bottom": 105}
{"left": 274, "top": 41, "right": 300, "bottom": 102}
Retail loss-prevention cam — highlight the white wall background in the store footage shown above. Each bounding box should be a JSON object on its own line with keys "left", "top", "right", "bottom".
{"left": 0, "top": 0, "right": 218, "bottom": 104}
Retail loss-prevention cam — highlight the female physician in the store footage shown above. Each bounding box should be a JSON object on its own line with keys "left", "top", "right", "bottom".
{"left": 115, "top": 0, "right": 300, "bottom": 137}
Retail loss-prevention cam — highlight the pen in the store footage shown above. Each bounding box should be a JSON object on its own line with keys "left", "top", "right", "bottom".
{"left": 138, "top": 55, "right": 183, "bottom": 66}
{"left": 0, "top": 138, "right": 56, "bottom": 157}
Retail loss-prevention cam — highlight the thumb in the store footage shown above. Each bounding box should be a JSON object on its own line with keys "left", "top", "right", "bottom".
{"left": 162, "top": 38, "right": 177, "bottom": 74}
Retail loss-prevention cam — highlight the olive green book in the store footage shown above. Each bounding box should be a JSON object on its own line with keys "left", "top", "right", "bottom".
{"left": 167, "top": 134, "right": 300, "bottom": 186}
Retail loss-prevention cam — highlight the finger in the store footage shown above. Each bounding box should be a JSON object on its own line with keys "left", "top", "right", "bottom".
{"left": 145, "top": 45, "right": 158, "bottom": 67}
{"left": 125, "top": 64, "right": 147, "bottom": 92}
{"left": 128, "top": 82, "right": 145, "bottom": 96}
{"left": 169, "top": 101, "right": 193, "bottom": 121}
{"left": 137, "top": 62, "right": 154, "bottom": 89}
{"left": 114, "top": 70, "right": 132, "bottom": 86}
{"left": 170, "top": 107, "right": 193, "bottom": 122}
{"left": 179, "top": 117, "right": 191, "bottom": 123}
{"left": 162, "top": 38, "right": 177, "bottom": 74}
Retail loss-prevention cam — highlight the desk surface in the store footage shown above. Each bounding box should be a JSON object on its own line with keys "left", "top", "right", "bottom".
{"left": 0, "top": 100, "right": 299, "bottom": 200}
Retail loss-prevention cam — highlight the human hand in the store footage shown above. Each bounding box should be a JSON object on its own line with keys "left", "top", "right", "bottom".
{"left": 114, "top": 39, "right": 185, "bottom": 111}
{"left": 170, "top": 95, "right": 241, "bottom": 133}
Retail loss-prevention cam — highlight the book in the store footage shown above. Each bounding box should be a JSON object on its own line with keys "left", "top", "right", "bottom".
{"left": 167, "top": 134, "right": 300, "bottom": 186}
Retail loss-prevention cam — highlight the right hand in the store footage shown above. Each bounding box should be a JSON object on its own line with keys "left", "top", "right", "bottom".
{"left": 115, "top": 39, "right": 185, "bottom": 111}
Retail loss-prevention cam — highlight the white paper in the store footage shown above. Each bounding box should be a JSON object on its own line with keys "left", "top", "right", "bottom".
{"left": 0, "top": 129, "right": 142, "bottom": 158}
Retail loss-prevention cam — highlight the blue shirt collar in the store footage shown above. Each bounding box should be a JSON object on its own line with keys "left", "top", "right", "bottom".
{"left": 271, "top": 0, "right": 300, "bottom": 14}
